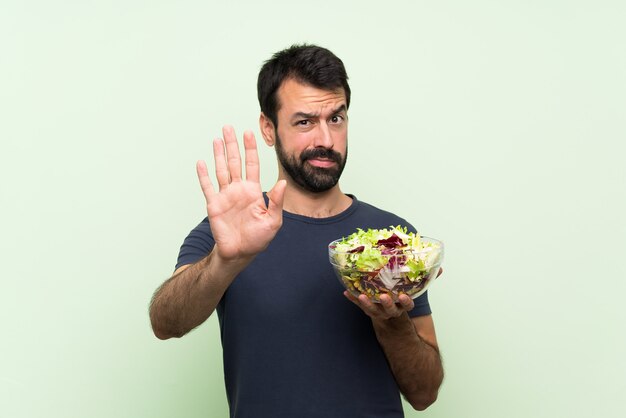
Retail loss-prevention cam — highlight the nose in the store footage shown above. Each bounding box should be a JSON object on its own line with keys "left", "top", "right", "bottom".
{"left": 313, "top": 122, "right": 334, "bottom": 149}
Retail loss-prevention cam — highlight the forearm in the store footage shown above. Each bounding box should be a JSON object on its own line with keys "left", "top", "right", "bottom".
{"left": 149, "top": 248, "right": 250, "bottom": 339}
{"left": 372, "top": 313, "right": 444, "bottom": 411}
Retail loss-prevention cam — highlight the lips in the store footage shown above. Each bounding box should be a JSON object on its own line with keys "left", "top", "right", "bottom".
{"left": 307, "top": 158, "right": 337, "bottom": 168}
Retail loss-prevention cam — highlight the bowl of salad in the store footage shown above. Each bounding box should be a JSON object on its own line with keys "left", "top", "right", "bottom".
{"left": 328, "top": 226, "right": 443, "bottom": 303}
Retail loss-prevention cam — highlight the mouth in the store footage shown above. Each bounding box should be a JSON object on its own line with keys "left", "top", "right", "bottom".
{"left": 306, "top": 158, "right": 337, "bottom": 168}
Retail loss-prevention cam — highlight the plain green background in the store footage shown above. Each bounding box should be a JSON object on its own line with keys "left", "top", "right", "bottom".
{"left": 2, "top": 1, "right": 624, "bottom": 417}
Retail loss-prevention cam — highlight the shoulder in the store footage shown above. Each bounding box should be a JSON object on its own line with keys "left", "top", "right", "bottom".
{"left": 175, "top": 217, "right": 214, "bottom": 270}
{"left": 181, "top": 217, "right": 214, "bottom": 242}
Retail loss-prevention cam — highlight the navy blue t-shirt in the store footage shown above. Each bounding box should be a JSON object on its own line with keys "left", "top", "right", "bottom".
{"left": 176, "top": 195, "right": 431, "bottom": 418}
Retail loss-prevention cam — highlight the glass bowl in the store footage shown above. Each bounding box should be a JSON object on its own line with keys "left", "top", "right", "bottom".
{"left": 328, "top": 236, "right": 444, "bottom": 303}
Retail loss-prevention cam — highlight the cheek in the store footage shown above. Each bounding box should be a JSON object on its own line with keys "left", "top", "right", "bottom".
{"left": 333, "top": 132, "right": 348, "bottom": 153}
{"left": 281, "top": 130, "right": 314, "bottom": 152}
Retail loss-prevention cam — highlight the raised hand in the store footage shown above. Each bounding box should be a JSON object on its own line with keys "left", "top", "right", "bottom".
{"left": 196, "top": 125, "right": 286, "bottom": 261}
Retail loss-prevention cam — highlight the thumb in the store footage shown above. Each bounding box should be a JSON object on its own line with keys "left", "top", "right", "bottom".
{"left": 267, "top": 179, "right": 286, "bottom": 220}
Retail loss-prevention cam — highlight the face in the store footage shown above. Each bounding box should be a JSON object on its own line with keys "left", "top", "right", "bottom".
{"left": 261, "top": 78, "right": 349, "bottom": 193}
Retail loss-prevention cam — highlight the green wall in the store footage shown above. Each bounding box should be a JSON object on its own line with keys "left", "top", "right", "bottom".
{"left": 2, "top": 1, "right": 624, "bottom": 417}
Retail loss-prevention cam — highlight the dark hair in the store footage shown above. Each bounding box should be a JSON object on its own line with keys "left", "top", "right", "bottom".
{"left": 257, "top": 44, "right": 351, "bottom": 127}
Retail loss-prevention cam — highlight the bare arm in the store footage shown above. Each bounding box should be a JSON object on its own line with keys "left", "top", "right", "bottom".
{"left": 149, "top": 126, "right": 285, "bottom": 340}
{"left": 344, "top": 291, "right": 444, "bottom": 411}
{"left": 372, "top": 312, "right": 443, "bottom": 410}
{"left": 149, "top": 249, "right": 251, "bottom": 339}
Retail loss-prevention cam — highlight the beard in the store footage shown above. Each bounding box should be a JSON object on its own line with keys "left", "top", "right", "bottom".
{"left": 274, "top": 132, "right": 347, "bottom": 193}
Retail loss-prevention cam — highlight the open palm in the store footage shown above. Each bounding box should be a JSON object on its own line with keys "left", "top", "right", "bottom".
{"left": 196, "top": 126, "right": 286, "bottom": 261}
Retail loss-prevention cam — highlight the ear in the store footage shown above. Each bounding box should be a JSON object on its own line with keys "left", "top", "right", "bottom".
{"left": 259, "top": 113, "right": 276, "bottom": 147}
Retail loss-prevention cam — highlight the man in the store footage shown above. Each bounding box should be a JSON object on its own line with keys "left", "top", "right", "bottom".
{"left": 150, "top": 44, "right": 443, "bottom": 417}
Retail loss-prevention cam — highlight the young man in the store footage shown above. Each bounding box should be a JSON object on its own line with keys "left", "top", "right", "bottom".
{"left": 150, "top": 44, "right": 443, "bottom": 417}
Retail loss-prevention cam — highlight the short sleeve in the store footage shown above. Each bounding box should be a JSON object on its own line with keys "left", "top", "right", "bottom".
{"left": 408, "top": 291, "right": 431, "bottom": 317}
{"left": 175, "top": 217, "right": 215, "bottom": 270}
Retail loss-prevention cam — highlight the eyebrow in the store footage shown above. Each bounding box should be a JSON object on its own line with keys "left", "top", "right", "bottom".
{"left": 291, "top": 104, "right": 347, "bottom": 120}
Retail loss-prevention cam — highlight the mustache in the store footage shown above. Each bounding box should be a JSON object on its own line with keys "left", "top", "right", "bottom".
{"left": 300, "top": 148, "right": 342, "bottom": 164}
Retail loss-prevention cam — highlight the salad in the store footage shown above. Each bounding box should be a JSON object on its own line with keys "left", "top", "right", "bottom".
{"left": 328, "top": 226, "right": 443, "bottom": 301}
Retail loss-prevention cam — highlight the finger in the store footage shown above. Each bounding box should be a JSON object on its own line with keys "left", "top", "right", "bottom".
{"left": 243, "top": 130, "right": 260, "bottom": 183}
{"left": 379, "top": 294, "right": 401, "bottom": 317}
{"left": 357, "top": 294, "right": 381, "bottom": 317}
{"left": 343, "top": 290, "right": 356, "bottom": 303}
{"left": 223, "top": 125, "right": 242, "bottom": 182}
{"left": 213, "top": 138, "right": 230, "bottom": 190}
{"left": 343, "top": 290, "right": 362, "bottom": 306}
{"left": 267, "top": 179, "right": 286, "bottom": 221}
{"left": 344, "top": 292, "right": 384, "bottom": 319}
{"left": 397, "top": 294, "right": 415, "bottom": 311}
{"left": 196, "top": 160, "right": 215, "bottom": 204}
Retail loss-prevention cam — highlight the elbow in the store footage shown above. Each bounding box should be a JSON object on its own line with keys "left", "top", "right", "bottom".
{"left": 149, "top": 310, "right": 181, "bottom": 340}
{"left": 152, "top": 327, "right": 174, "bottom": 340}
{"left": 149, "top": 310, "right": 194, "bottom": 340}
{"left": 408, "top": 391, "right": 438, "bottom": 411}
{"left": 150, "top": 318, "right": 171, "bottom": 340}
{"left": 151, "top": 323, "right": 185, "bottom": 340}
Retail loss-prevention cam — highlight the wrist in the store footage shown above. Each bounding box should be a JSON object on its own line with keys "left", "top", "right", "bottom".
{"left": 207, "top": 245, "right": 254, "bottom": 280}
{"left": 372, "top": 312, "right": 414, "bottom": 335}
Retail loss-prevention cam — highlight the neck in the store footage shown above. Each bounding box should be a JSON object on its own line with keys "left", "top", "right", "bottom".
{"left": 280, "top": 181, "right": 353, "bottom": 218}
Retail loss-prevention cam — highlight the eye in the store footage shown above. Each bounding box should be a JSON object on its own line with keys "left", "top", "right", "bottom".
{"left": 297, "top": 119, "right": 310, "bottom": 126}
{"left": 330, "top": 115, "right": 344, "bottom": 124}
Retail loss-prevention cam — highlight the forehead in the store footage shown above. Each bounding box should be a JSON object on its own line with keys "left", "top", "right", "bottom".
{"left": 276, "top": 78, "right": 346, "bottom": 115}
